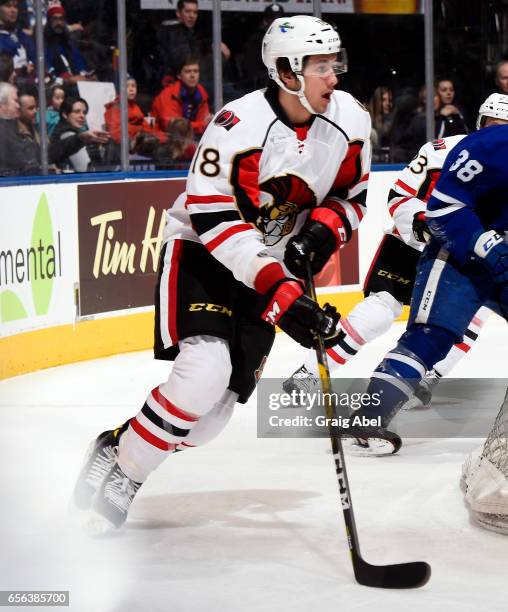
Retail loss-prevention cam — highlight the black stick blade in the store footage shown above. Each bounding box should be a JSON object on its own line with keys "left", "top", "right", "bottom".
{"left": 354, "top": 557, "right": 431, "bottom": 589}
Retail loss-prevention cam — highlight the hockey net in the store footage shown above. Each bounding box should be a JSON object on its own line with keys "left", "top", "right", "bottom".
{"left": 461, "top": 388, "right": 508, "bottom": 534}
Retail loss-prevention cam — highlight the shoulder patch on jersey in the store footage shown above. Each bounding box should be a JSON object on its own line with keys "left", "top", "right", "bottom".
{"left": 432, "top": 138, "right": 447, "bottom": 151}
{"left": 214, "top": 109, "right": 241, "bottom": 131}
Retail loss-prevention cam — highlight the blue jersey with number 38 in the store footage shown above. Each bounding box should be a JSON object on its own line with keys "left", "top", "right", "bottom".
{"left": 426, "top": 124, "right": 508, "bottom": 265}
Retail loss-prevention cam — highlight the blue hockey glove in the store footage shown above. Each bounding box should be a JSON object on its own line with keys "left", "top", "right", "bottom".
{"left": 470, "top": 230, "right": 508, "bottom": 282}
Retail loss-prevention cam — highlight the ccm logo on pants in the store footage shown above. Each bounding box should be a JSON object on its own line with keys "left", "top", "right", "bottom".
{"left": 189, "top": 303, "right": 233, "bottom": 316}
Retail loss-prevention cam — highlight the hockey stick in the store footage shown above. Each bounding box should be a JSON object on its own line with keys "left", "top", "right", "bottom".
{"left": 305, "top": 261, "right": 431, "bottom": 589}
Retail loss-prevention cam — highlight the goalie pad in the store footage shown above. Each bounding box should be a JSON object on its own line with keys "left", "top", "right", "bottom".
{"left": 461, "top": 389, "right": 508, "bottom": 534}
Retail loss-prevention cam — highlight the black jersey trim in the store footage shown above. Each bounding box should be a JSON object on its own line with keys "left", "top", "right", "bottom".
{"left": 190, "top": 209, "right": 242, "bottom": 236}
{"left": 263, "top": 83, "right": 316, "bottom": 145}
{"left": 316, "top": 114, "right": 349, "bottom": 141}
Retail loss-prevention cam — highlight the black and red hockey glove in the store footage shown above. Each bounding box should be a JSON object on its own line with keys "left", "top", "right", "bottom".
{"left": 260, "top": 277, "right": 340, "bottom": 348}
{"left": 284, "top": 205, "right": 351, "bottom": 279}
{"left": 412, "top": 211, "right": 431, "bottom": 244}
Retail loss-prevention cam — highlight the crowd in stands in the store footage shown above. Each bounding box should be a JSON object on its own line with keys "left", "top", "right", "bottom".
{"left": 0, "top": 0, "right": 209, "bottom": 175}
{"left": 373, "top": 76, "right": 471, "bottom": 163}
{"left": 0, "top": 0, "right": 507, "bottom": 177}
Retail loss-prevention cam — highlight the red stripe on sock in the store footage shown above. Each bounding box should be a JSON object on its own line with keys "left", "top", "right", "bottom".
{"left": 152, "top": 387, "right": 200, "bottom": 422}
{"left": 130, "top": 417, "right": 174, "bottom": 451}
{"left": 326, "top": 347, "right": 346, "bottom": 364}
{"left": 454, "top": 342, "right": 471, "bottom": 353}
{"left": 340, "top": 317, "right": 365, "bottom": 346}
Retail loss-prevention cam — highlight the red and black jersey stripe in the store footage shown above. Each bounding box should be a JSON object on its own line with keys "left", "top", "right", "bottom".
{"left": 230, "top": 148, "right": 263, "bottom": 223}
{"left": 190, "top": 209, "right": 242, "bottom": 236}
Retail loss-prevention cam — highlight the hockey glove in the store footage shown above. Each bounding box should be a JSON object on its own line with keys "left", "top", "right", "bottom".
{"left": 284, "top": 206, "right": 351, "bottom": 279}
{"left": 470, "top": 230, "right": 508, "bottom": 283}
{"left": 261, "top": 278, "right": 340, "bottom": 348}
{"left": 412, "top": 211, "right": 432, "bottom": 244}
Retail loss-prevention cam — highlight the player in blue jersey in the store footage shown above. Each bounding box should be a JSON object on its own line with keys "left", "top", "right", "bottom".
{"left": 350, "top": 95, "right": 508, "bottom": 454}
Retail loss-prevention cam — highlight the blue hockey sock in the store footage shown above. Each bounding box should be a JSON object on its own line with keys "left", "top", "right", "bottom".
{"left": 362, "top": 325, "right": 457, "bottom": 426}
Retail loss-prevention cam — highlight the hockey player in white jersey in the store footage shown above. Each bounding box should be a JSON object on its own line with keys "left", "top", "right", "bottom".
{"left": 72, "top": 16, "right": 372, "bottom": 533}
{"left": 283, "top": 95, "right": 508, "bottom": 408}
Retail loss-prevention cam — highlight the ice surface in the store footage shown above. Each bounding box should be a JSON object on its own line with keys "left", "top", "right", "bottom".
{"left": 1, "top": 315, "right": 507, "bottom": 612}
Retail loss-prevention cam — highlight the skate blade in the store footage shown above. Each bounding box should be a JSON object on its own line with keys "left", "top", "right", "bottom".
{"left": 343, "top": 437, "right": 397, "bottom": 457}
{"left": 70, "top": 439, "right": 103, "bottom": 512}
{"left": 82, "top": 510, "right": 118, "bottom": 538}
{"left": 400, "top": 397, "right": 425, "bottom": 411}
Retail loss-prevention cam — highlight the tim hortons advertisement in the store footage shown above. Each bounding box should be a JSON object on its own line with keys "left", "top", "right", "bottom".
{"left": 77, "top": 179, "right": 359, "bottom": 316}
{"left": 78, "top": 180, "right": 185, "bottom": 316}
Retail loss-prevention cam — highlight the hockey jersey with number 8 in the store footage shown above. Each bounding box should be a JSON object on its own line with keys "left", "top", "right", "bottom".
{"left": 163, "top": 87, "right": 371, "bottom": 290}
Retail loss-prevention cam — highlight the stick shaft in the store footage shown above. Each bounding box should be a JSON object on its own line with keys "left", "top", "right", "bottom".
{"left": 305, "top": 263, "right": 363, "bottom": 565}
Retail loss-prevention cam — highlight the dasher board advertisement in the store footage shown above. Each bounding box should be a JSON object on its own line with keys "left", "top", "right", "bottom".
{"left": 0, "top": 184, "right": 78, "bottom": 338}
{"left": 77, "top": 180, "right": 185, "bottom": 316}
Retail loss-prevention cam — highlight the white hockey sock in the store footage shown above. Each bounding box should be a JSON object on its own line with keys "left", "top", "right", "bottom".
{"left": 117, "top": 335, "right": 231, "bottom": 482}
{"left": 176, "top": 389, "right": 238, "bottom": 448}
{"left": 433, "top": 306, "right": 490, "bottom": 376}
{"left": 303, "top": 292, "right": 402, "bottom": 377}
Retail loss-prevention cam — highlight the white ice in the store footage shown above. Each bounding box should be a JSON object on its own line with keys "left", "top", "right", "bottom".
{"left": 1, "top": 315, "right": 507, "bottom": 612}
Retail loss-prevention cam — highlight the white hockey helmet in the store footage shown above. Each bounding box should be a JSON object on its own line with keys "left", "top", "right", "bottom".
{"left": 476, "top": 93, "right": 508, "bottom": 129}
{"left": 262, "top": 15, "right": 346, "bottom": 114}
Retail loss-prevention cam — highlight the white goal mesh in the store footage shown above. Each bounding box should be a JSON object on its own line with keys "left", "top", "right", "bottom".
{"left": 461, "top": 388, "right": 508, "bottom": 534}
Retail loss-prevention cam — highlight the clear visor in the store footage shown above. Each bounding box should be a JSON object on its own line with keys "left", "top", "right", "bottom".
{"left": 301, "top": 50, "right": 348, "bottom": 77}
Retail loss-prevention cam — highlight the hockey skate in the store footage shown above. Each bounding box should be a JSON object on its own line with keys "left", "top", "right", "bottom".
{"left": 86, "top": 464, "right": 142, "bottom": 536}
{"left": 73, "top": 424, "right": 127, "bottom": 512}
{"left": 282, "top": 365, "right": 320, "bottom": 396}
{"left": 400, "top": 370, "right": 441, "bottom": 411}
{"left": 72, "top": 420, "right": 142, "bottom": 535}
{"left": 341, "top": 425, "right": 402, "bottom": 456}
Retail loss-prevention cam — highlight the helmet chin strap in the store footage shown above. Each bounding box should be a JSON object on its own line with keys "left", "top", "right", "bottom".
{"left": 274, "top": 74, "right": 318, "bottom": 115}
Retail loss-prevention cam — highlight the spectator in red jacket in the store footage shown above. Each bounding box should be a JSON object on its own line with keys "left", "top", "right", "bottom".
{"left": 104, "top": 75, "right": 166, "bottom": 149}
{"left": 151, "top": 55, "right": 211, "bottom": 137}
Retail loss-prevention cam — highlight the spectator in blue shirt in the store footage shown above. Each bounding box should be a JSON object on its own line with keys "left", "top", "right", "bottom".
{"left": 44, "top": 1, "right": 95, "bottom": 88}
{"left": 0, "top": 0, "right": 35, "bottom": 81}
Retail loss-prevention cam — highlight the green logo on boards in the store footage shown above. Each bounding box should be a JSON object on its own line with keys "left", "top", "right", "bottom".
{"left": 0, "top": 193, "right": 61, "bottom": 323}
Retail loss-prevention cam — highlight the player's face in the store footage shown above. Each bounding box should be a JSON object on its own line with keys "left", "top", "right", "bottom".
{"left": 483, "top": 117, "right": 508, "bottom": 127}
{"left": 301, "top": 54, "right": 339, "bottom": 113}
{"left": 177, "top": 2, "right": 198, "bottom": 29}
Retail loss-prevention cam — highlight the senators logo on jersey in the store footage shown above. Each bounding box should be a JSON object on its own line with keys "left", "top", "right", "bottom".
{"left": 257, "top": 174, "right": 317, "bottom": 246}
{"left": 214, "top": 109, "right": 241, "bottom": 131}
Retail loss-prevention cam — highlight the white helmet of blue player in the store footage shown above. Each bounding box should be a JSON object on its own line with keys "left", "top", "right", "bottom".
{"left": 262, "top": 15, "right": 347, "bottom": 114}
{"left": 476, "top": 93, "right": 508, "bottom": 129}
